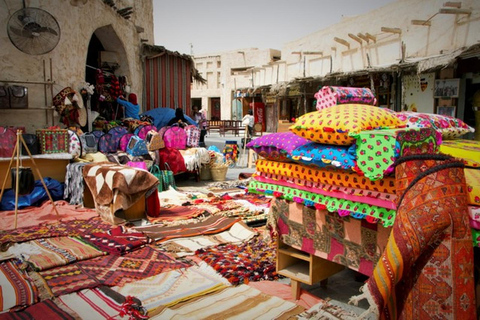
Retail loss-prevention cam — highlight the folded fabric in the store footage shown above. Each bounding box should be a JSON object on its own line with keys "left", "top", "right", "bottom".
{"left": 0, "top": 260, "right": 37, "bottom": 312}
{"left": 82, "top": 226, "right": 151, "bottom": 255}
{"left": 12, "top": 236, "right": 105, "bottom": 271}
{"left": 439, "top": 139, "right": 480, "bottom": 168}
{"left": 288, "top": 142, "right": 357, "bottom": 171}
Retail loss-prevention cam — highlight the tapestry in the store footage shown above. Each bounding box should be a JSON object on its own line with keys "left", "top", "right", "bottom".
{"left": 113, "top": 262, "right": 230, "bottom": 312}
{"left": 195, "top": 235, "right": 280, "bottom": 285}
{"left": 81, "top": 226, "right": 151, "bottom": 255}
{"left": 133, "top": 216, "right": 240, "bottom": 242}
{"left": 158, "top": 221, "right": 257, "bottom": 257}
{"left": 0, "top": 260, "right": 37, "bottom": 312}
{"left": 268, "top": 198, "right": 391, "bottom": 276}
{"left": 37, "top": 264, "right": 100, "bottom": 297}
{"left": 149, "top": 284, "right": 305, "bottom": 320}
{"left": 43, "top": 246, "right": 189, "bottom": 290}
{"left": 54, "top": 286, "right": 146, "bottom": 319}
{"left": 351, "top": 155, "right": 476, "bottom": 319}
{"left": 0, "top": 299, "right": 75, "bottom": 320}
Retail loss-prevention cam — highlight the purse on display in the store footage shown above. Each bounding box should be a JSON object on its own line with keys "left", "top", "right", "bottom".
{"left": 145, "top": 130, "right": 164, "bottom": 151}
{"left": 149, "top": 163, "right": 176, "bottom": 192}
{"left": 126, "top": 135, "right": 149, "bottom": 156}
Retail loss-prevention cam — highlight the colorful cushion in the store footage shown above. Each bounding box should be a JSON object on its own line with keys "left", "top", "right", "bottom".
{"left": 395, "top": 112, "right": 474, "bottom": 139}
{"left": 246, "top": 132, "right": 310, "bottom": 162}
{"left": 465, "top": 168, "right": 480, "bottom": 206}
{"left": 290, "top": 104, "right": 406, "bottom": 145}
{"left": 314, "top": 86, "right": 377, "bottom": 111}
{"left": 439, "top": 139, "right": 480, "bottom": 168}
{"left": 288, "top": 142, "right": 357, "bottom": 170}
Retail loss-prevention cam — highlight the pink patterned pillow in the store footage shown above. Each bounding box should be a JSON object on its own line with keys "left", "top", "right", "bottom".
{"left": 396, "top": 112, "right": 474, "bottom": 139}
{"left": 246, "top": 132, "right": 310, "bottom": 162}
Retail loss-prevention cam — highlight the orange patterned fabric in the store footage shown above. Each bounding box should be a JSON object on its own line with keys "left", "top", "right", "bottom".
{"left": 356, "top": 155, "right": 476, "bottom": 319}
{"left": 255, "top": 159, "right": 396, "bottom": 194}
{"left": 290, "top": 104, "right": 406, "bottom": 145}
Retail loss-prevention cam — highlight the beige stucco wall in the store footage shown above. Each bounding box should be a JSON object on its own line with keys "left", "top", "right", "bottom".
{"left": 0, "top": 0, "right": 154, "bottom": 133}
{"left": 282, "top": 0, "right": 480, "bottom": 78}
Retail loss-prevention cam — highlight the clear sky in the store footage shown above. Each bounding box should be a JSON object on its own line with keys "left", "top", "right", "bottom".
{"left": 153, "top": 0, "right": 397, "bottom": 56}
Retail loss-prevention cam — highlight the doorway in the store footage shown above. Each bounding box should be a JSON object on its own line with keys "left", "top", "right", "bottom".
{"left": 211, "top": 97, "right": 221, "bottom": 120}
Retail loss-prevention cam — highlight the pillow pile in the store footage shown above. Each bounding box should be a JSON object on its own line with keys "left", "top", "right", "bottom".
{"left": 396, "top": 111, "right": 474, "bottom": 139}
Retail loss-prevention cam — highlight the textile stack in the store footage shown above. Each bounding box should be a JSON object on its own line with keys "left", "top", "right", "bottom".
{"left": 246, "top": 86, "right": 478, "bottom": 318}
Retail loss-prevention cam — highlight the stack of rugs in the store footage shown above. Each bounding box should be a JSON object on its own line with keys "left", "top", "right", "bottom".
{"left": 246, "top": 85, "right": 478, "bottom": 319}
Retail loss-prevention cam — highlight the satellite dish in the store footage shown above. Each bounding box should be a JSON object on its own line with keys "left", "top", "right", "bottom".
{"left": 7, "top": 7, "right": 61, "bottom": 55}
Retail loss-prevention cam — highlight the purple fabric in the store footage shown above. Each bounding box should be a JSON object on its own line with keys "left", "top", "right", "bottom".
{"left": 246, "top": 132, "right": 309, "bottom": 162}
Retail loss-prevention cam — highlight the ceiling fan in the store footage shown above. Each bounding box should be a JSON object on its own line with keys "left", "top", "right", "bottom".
{"left": 7, "top": 1, "right": 61, "bottom": 55}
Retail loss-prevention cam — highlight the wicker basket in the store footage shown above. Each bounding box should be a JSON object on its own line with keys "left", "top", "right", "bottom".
{"left": 199, "top": 166, "right": 212, "bottom": 180}
{"left": 211, "top": 167, "right": 228, "bottom": 181}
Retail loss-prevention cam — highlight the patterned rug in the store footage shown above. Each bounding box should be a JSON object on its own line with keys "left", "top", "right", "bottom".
{"left": 158, "top": 221, "right": 257, "bottom": 257}
{"left": 0, "top": 299, "right": 75, "bottom": 320}
{"left": 81, "top": 226, "right": 151, "bottom": 255}
{"left": 39, "top": 246, "right": 189, "bottom": 296}
{"left": 54, "top": 286, "right": 146, "bottom": 319}
{"left": 0, "top": 216, "right": 113, "bottom": 248}
{"left": 134, "top": 216, "right": 240, "bottom": 242}
{"left": 149, "top": 284, "right": 304, "bottom": 320}
{"left": 195, "top": 235, "right": 281, "bottom": 285}
{"left": 351, "top": 154, "right": 476, "bottom": 319}
{"left": 113, "top": 261, "right": 230, "bottom": 312}
{"left": 0, "top": 260, "right": 37, "bottom": 313}
{"left": 146, "top": 206, "right": 206, "bottom": 224}
{"left": 11, "top": 237, "right": 105, "bottom": 271}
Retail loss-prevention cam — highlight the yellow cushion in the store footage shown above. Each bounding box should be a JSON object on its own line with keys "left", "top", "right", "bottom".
{"left": 465, "top": 168, "right": 480, "bottom": 206}
{"left": 289, "top": 104, "right": 406, "bottom": 145}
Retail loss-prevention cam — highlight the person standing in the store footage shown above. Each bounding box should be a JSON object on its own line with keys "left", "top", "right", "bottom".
{"left": 192, "top": 105, "right": 207, "bottom": 147}
{"left": 167, "top": 108, "right": 188, "bottom": 127}
{"left": 242, "top": 109, "right": 254, "bottom": 137}
{"left": 116, "top": 93, "right": 140, "bottom": 120}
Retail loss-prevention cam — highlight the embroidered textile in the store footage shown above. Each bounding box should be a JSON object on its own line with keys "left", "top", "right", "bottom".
{"left": 63, "top": 162, "right": 88, "bottom": 205}
{"left": 0, "top": 260, "right": 37, "bottom": 312}
{"left": 355, "top": 155, "right": 476, "bottom": 319}
{"left": 81, "top": 226, "right": 151, "bottom": 255}
{"left": 0, "top": 299, "right": 75, "bottom": 320}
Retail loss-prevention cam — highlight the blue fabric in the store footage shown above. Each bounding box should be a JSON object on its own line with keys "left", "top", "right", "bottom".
{"left": 0, "top": 178, "right": 64, "bottom": 210}
{"left": 141, "top": 108, "right": 197, "bottom": 129}
{"left": 116, "top": 97, "right": 140, "bottom": 120}
{"left": 288, "top": 142, "right": 357, "bottom": 170}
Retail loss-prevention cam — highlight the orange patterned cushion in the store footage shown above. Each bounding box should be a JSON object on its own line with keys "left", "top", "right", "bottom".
{"left": 290, "top": 104, "right": 406, "bottom": 145}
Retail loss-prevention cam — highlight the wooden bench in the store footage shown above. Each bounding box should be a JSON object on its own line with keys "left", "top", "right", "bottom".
{"left": 206, "top": 120, "right": 246, "bottom": 136}
{"left": 221, "top": 120, "right": 245, "bottom": 137}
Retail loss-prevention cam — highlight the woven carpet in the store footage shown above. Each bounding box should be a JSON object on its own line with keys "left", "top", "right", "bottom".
{"left": 146, "top": 205, "right": 206, "bottom": 223}
{"left": 158, "top": 221, "right": 257, "bottom": 257}
{"left": 40, "top": 246, "right": 188, "bottom": 295}
{"left": 54, "top": 286, "right": 146, "bottom": 319}
{"left": 113, "top": 261, "right": 230, "bottom": 312}
{"left": 0, "top": 200, "right": 98, "bottom": 231}
{"left": 0, "top": 216, "right": 113, "bottom": 248}
{"left": 13, "top": 236, "right": 105, "bottom": 271}
{"left": 81, "top": 226, "right": 151, "bottom": 255}
{"left": 134, "top": 215, "right": 240, "bottom": 242}
{"left": 0, "top": 299, "right": 75, "bottom": 320}
{"left": 195, "top": 234, "right": 281, "bottom": 285}
{"left": 149, "top": 284, "right": 304, "bottom": 320}
{"left": 351, "top": 155, "right": 476, "bottom": 319}
{"left": 0, "top": 260, "right": 37, "bottom": 313}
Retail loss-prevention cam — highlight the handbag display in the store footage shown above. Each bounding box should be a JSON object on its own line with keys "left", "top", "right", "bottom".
{"left": 126, "top": 135, "right": 149, "bottom": 156}
{"left": 36, "top": 129, "right": 69, "bottom": 154}
{"left": 149, "top": 163, "right": 176, "bottom": 192}
{"left": 126, "top": 161, "right": 147, "bottom": 171}
{"left": 145, "top": 130, "right": 164, "bottom": 151}
{"left": 0, "top": 126, "right": 25, "bottom": 157}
